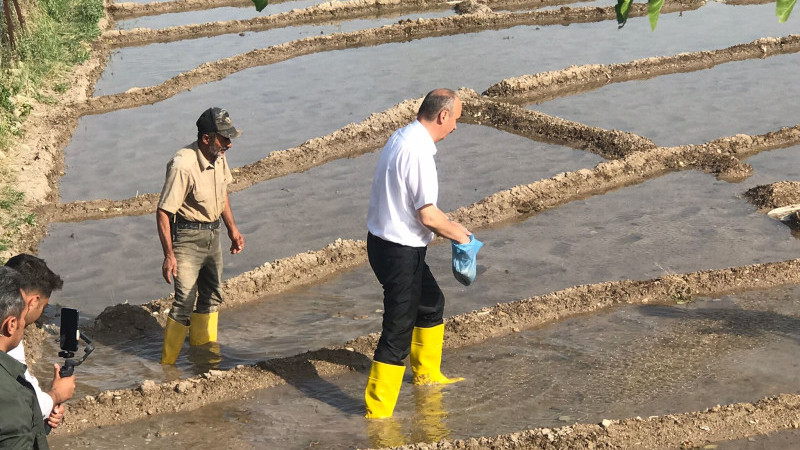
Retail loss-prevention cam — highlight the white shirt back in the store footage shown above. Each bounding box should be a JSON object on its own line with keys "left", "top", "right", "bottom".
{"left": 367, "top": 120, "right": 439, "bottom": 247}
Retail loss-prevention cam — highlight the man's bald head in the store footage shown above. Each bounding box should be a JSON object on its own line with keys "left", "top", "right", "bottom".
{"left": 417, "top": 89, "right": 458, "bottom": 122}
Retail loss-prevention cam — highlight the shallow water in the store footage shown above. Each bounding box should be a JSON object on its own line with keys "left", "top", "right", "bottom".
{"left": 62, "top": 1, "right": 794, "bottom": 202}
{"left": 532, "top": 52, "right": 800, "bottom": 146}
{"left": 719, "top": 430, "right": 800, "bottom": 449}
{"left": 40, "top": 123, "right": 603, "bottom": 316}
{"left": 35, "top": 160, "right": 800, "bottom": 394}
{"left": 48, "top": 286, "right": 800, "bottom": 448}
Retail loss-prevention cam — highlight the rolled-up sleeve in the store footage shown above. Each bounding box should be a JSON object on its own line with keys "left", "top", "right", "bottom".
{"left": 158, "top": 162, "right": 191, "bottom": 214}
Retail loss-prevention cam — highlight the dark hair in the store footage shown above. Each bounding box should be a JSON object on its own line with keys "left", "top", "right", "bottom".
{"left": 417, "top": 89, "right": 456, "bottom": 122}
{"left": 5, "top": 254, "right": 64, "bottom": 298}
{"left": 0, "top": 266, "right": 24, "bottom": 321}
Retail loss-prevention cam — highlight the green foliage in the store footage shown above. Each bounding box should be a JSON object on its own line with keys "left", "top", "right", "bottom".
{"left": 0, "top": 0, "right": 103, "bottom": 152}
{"left": 777, "top": 0, "right": 797, "bottom": 22}
{"left": 616, "top": 0, "right": 794, "bottom": 29}
{"left": 615, "top": 0, "right": 633, "bottom": 28}
{"left": 251, "top": 0, "right": 270, "bottom": 12}
{"left": 647, "top": 0, "right": 664, "bottom": 30}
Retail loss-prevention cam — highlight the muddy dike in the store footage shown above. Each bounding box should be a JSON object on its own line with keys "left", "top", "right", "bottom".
{"left": 388, "top": 394, "right": 800, "bottom": 449}
{"left": 91, "top": 119, "right": 800, "bottom": 334}
{"left": 744, "top": 181, "right": 800, "bottom": 232}
{"left": 744, "top": 181, "right": 800, "bottom": 210}
{"left": 52, "top": 86, "right": 800, "bottom": 224}
{"left": 54, "top": 257, "right": 800, "bottom": 435}
{"left": 101, "top": 0, "right": 684, "bottom": 49}
{"left": 107, "top": 0, "right": 585, "bottom": 21}
{"left": 483, "top": 35, "right": 800, "bottom": 105}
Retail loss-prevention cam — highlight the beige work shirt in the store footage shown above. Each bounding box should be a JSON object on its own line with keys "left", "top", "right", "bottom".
{"left": 158, "top": 142, "right": 233, "bottom": 222}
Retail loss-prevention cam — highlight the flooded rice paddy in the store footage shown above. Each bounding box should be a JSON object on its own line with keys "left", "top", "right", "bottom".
{"left": 15, "top": 0, "right": 800, "bottom": 447}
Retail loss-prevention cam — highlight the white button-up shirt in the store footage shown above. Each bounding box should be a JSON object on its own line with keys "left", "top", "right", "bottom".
{"left": 367, "top": 120, "right": 439, "bottom": 247}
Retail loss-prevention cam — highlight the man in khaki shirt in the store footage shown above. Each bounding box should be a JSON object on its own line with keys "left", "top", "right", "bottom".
{"left": 156, "top": 107, "right": 245, "bottom": 365}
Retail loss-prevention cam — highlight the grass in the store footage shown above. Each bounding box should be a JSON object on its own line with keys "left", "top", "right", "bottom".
{"left": 0, "top": 0, "right": 103, "bottom": 146}
{"left": 0, "top": 0, "right": 103, "bottom": 258}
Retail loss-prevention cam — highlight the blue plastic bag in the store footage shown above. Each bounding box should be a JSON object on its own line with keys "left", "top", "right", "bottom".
{"left": 451, "top": 235, "right": 484, "bottom": 286}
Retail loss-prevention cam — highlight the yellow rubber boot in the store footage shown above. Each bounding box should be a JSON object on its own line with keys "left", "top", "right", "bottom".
{"left": 364, "top": 361, "right": 405, "bottom": 419}
{"left": 161, "top": 317, "right": 189, "bottom": 364}
{"left": 410, "top": 324, "right": 464, "bottom": 385}
{"left": 189, "top": 311, "right": 218, "bottom": 346}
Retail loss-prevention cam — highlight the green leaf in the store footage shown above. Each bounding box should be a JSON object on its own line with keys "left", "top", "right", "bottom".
{"left": 648, "top": 0, "right": 664, "bottom": 30}
{"left": 615, "top": 0, "right": 634, "bottom": 28}
{"left": 252, "top": 0, "right": 269, "bottom": 12}
{"left": 777, "top": 0, "right": 797, "bottom": 22}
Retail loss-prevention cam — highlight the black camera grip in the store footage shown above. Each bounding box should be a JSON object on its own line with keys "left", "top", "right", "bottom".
{"left": 59, "top": 361, "right": 76, "bottom": 378}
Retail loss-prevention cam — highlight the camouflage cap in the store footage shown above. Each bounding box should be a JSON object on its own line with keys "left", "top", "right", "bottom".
{"left": 196, "top": 107, "right": 242, "bottom": 139}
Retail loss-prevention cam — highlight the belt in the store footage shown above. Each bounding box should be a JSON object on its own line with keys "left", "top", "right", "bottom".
{"left": 175, "top": 218, "right": 220, "bottom": 230}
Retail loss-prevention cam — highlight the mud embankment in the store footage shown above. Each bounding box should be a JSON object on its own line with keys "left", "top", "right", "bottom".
{"left": 59, "top": 257, "right": 800, "bottom": 435}
{"left": 102, "top": 0, "right": 621, "bottom": 48}
{"left": 745, "top": 181, "right": 800, "bottom": 210}
{"left": 484, "top": 35, "right": 800, "bottom": 104}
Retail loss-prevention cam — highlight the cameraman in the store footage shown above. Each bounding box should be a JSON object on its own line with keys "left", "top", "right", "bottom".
{"left": 5, "top": 254, "right": 75, "bottom": 429}
{"left": 0, "top": 266, "right": 49, "bottom": 448}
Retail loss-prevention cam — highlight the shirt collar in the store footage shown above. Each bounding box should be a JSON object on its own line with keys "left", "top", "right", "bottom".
{"left": 0, "top": 350, "right": 26, "bottom": 379}
{"left": 193, "top": 142, "right": 216, "bottom": 171}
{"left": 410, "top": 120, "right": 438, "bottom": 156}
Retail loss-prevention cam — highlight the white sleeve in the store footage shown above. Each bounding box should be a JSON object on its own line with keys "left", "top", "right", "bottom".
{"left": 25, "top": 368, "right": 54, "bottom": 420}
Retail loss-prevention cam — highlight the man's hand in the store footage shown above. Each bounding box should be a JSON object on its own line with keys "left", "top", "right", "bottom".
{"left": 47, "top": 404, "right": 65, "bottom": 429}
{"left": 48, "top": 364, "right": 76, "bottom": 405}
{"left": 162, "top": 254, "right": 177, "bottom": 284}
{"left": 229, "top": 228, "right": 245, "bottom": 254}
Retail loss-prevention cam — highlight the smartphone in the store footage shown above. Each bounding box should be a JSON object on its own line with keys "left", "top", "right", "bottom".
{"left": 59, "top": 307, "right": 79, "bottom": 353}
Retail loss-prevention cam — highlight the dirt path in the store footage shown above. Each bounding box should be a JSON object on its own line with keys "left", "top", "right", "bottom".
{"left": 55, "top": 256, "right": 800, "bottom": 436}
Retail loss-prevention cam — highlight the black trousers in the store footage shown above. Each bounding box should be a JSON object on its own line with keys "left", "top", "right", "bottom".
{"left": 367, "top": 233, "right": 445, "bottom": 365}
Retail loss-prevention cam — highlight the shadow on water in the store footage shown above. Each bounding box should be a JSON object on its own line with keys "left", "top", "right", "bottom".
{"left": 260, "top": 348, "right": 370, "bottom": 416}
{"left": 639, "top": 303, "right": 800, "bottom": 345}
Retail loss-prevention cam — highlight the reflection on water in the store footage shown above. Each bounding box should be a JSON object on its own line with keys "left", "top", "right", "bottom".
{"left": 50, "top": 286, "right": 800, "bottom": 448}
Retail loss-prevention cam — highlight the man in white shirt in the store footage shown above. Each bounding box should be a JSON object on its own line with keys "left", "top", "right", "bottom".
{"left": 364, "top": 89, "right": 471, "bottom": 419}
{"left": 5, "top": 254, "right": 76, "bottom": 429}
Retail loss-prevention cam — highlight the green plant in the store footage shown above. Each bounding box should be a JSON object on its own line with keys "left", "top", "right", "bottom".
{"left": 616, "top": 0, "right": 795, "bottom": 29}
{"left": 0, "top": 0, "right": 103, "bottom": 152}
